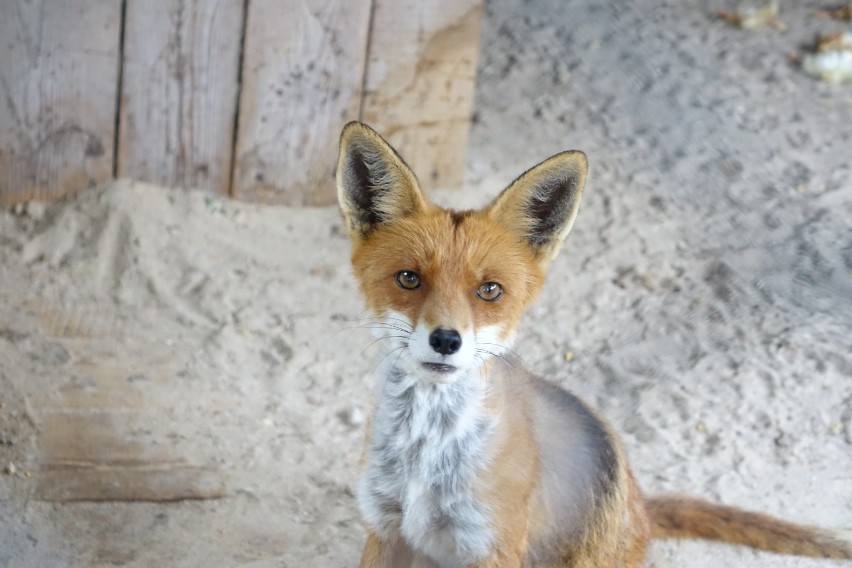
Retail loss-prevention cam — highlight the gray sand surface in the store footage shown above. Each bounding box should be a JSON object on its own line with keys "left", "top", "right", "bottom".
{"left": 1, "top": 1, "right": 850, "bottom": 566}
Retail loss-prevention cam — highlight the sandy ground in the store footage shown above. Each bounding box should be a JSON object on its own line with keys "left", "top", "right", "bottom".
{"left": 1, "top": 1, "right": 851, "bottom": 567}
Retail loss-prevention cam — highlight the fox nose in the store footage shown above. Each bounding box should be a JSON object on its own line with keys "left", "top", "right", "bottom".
{"left": 429, "top": 328, "right": 462, "bottom": 355}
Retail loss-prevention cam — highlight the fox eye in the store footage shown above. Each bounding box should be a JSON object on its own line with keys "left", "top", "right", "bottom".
{"left": 477, "top": 282, "right": 503, "bottom": 301}
{"left": 396, "top": 270, "right": 421, "bottom": 290}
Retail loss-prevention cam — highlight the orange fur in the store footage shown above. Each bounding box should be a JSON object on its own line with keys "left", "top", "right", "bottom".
{"left": 351, "top": 211, "right": 544, "bottom": 341}
{"left": 649, "top": 495, "right": 852, "bottom": 559}
{"left": 337, "top": 121, "right": 852, "bottom": 567}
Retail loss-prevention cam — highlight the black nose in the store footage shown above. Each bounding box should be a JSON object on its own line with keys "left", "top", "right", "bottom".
{"left": 429, "top": 328, "right": 462, "bottom": 355}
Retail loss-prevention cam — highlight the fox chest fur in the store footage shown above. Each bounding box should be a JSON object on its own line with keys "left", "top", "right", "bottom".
{"left": 358, "top": 366, "right": 496, "bottom": 566}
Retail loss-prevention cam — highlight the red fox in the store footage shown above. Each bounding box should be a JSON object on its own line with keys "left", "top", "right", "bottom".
{"left": 335, "top": 121, "right": 852, "bottom": 567}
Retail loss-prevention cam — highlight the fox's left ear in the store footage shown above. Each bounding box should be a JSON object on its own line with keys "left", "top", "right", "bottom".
{"left": 336, "top": 121, "right": 427, "bottom": 238}
{"left": 486, "top": 150, "right": 588, "bottom": 263}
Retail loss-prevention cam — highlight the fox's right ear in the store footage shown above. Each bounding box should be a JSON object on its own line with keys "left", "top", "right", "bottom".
{"left": 336, "top": 121, "right": 427, "bottom": 238}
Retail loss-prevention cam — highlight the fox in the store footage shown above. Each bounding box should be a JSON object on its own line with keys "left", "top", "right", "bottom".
{"left": 335, "top": 120, "right": 852, "bottom": 568}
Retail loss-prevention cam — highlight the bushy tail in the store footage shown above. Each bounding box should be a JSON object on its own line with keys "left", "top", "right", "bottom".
{"left": 647, "top": 494, "right": 852, "bottom": 559}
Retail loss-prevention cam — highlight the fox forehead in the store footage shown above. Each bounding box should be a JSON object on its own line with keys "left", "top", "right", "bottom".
{"left": 352, "top": 207, "right": 542, "bottom": 288}
{"left": 351, "top": 207, "right": 545, "bottom": 323}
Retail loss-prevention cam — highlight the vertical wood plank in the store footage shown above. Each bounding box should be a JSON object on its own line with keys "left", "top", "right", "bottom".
{"left": 232, "top": 0, "right": 372, "bottom": 205}
{"left": 0, "top": 0, "right": 122, "bottom": 205}
{"left": 117, "top": 0, "right": 243, "bottom": 196}
{"left": 361, "top": 0, "right": 484, "bottom": 191}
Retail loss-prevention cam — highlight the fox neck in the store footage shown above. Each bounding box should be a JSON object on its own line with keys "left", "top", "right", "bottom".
{"left": 373, "top": 361, "right": 496, "bottom": 451}
{"left": 359, "top": 357, "right": 502, "bottom": 564}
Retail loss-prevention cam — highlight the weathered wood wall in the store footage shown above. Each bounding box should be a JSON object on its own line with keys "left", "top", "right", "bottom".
{"left": 117, "top": 0, "right": 244, "bottom": 196}
{"left": 232, "top": 0, "right": 372, "bottom": 204}
{"left": 0, "top": 0, "right": 484, "bottom": 207}
{"left": 0, "top": 0, "right": 122, "bottom": 203}
{"left": 362, "top": 0, "right": 483, "bottom": 192}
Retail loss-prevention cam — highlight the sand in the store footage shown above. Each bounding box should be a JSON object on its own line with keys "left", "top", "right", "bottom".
{"left": 1, "top": 1, "right": 850, "bottom": 566}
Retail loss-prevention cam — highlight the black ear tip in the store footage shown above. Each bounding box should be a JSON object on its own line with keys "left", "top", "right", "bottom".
{"left": 341, "top": 121, "right": 377, "bottom": 143}
{"left": 556, "top": 149, "right": 589, "bottom": 172}
{"left": 342, "top": 120, "right": 366, "bottom": 132}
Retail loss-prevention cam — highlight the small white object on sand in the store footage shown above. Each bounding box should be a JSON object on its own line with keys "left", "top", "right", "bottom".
{"left": 803, "top": 49, "right": 852, "bottom": 82}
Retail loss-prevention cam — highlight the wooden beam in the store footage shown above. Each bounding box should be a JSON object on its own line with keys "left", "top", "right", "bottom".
{"left": 360, "top": 0, "right": 484, "bottom": 191}
{"left": 117, "top": 0, "right": 244, "bottom": 196}
{"left": 0, "top": 0, "right": 122, "bottom": 205}
{"left": 231, "top": 0, "right": 372, "bottom": 205}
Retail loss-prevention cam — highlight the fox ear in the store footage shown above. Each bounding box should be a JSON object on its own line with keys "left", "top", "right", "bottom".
{"left": 336, "top": 121, "right": 427, "bottom": 238}
{"left": 486, "top": 150, "right": 588, "bottom": 263}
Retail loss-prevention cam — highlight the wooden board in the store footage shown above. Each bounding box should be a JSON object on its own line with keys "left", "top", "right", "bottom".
{"left": 231, "top": 0, "right": 372, "bottom": 205}
{"left": 0, "top": 0, "right": 122, "bottom": 205}
{"left": 117, "top": 0, "right": 244, "bottom": 195}
{"left": 36, "top": 411, "right": 225, "bottom": 502}
{"left": 0, "top": 0, "right": 485, "bottom": 206}
{"left": 360, "top": 0, "right": 484, "bottom": 191}
{"left": 17, "top": 297, "right": 227, "bottom": 503}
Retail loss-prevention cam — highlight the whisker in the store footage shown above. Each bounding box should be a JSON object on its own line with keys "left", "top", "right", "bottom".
{"left": 359, "top": 335, "right": 411, "bottom": 356}
{"left": 373, "top": 345, "right": 407, "bottom": 402}
{"left": 475, "top": 340, "right": 522, "bottom": 361}
{"left": 383, "top": 316, "right": 414, "bottom": 331}
{"left": 372, "top": 344, "right": 408, "bottom": 379}
{"left": 357, "top": 323, "right": 414, "bottom": 334}
{"left": 341, "top": 312, "right": 410, "bottom": 324}
{"left": 355, "top": 319, "right": 411, "bottom": 329}
{"left": 473, "top": 354, "right": 491, "bottom": 407}
{"left": 352, "top": 313, "right": 413, "bottom": 327}
{"left": 476, "top": 348, "right": 516, "bottom": 371}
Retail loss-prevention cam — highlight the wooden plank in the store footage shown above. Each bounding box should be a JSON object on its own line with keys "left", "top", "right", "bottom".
{"left": 117, "top": 0, "right": 244, "bottom": 196}
{"left": 36, "top": 411, "right": 225, "bottom": 502}
{"left": 232, "top": 0, "right": 372, "bottom": 205}
{"left": 360, "top": 0, "right": 484, "bottom": 191}
{"left": 17, "top": 296, "right": 228, "bottom": 503}
{"left": 0, "top": 0, "right": 122, "bottom": 205}
{"left": 37, "top": 464, "right": 225, "bottom": 502}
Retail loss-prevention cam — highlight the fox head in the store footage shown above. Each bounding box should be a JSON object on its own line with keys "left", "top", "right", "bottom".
{"left": 337, "top": 122, "right": 587, "bottom": 384}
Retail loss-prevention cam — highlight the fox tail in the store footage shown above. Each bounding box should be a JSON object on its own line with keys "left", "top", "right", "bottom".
{"left": 647, "top": 494, "right": 852, "bottom": 559}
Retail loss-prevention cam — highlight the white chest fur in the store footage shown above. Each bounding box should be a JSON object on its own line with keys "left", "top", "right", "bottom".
{"left": 358, "top": 367, "right": 496, "bottom": 566}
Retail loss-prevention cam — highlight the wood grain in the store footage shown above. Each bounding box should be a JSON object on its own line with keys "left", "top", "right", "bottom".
{"left": 0, "top": 0, "right": 122, "bottom": 205}
{"left": 36, "top": 411, "right": 225, "bottom": 502}
{"left": 0, "top": 0, "right": 485, "bottom": 206}
{"left": 232, "top": 0, "right": 372, "bottom": 205}
{"left": 24, "top": 295, "right": 227, "bottom": 503}
{"left": 117, "top": 0, "right": 244, "bottom": 195}
{"left": 361, "top": 0, "right": 484, "bottom": 191}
